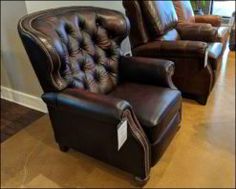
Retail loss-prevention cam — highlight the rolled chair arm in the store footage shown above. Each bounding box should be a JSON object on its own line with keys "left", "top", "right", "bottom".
{"left": 42, "top": 88, "right": 151, "bottom": 181}
{"left": 195, "top": 15, "right": 222, "bottom": 27}
{"left": 42, "top": 88, "right": 131, "bottom": 122}
{"left": 177, "top": 23, "right": 218, "bottom": 42}
{"left": 132, "top": 40, "right": 208, "bottom": 68}
{"left": 120, "top": 56, "right": 176, "bottom": 89}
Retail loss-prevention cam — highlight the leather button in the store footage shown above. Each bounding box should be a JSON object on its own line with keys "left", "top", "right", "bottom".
{"left": 83, "top": 81, "right": 88, "bottom": 90}
{"left": 94, "top": 71, "right": 100, "bottom": 82}
{"left": 80, "top": 61, "right": 85, "bottom": 71}
{"left": 104, "top": 65, "right": 112, "bottom": 73}
{"left": 93, "top": 54, "right": 98, "bottom": 60}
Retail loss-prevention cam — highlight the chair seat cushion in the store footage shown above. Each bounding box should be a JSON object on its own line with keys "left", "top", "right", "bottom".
{"left": 109, "top": 82, "right": 181, "bottom": 143}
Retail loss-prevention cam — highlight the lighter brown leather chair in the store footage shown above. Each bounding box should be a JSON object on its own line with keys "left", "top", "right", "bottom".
{"left": 123, "top": 0, "right": 224, "bottom": 105}
{"left": 18, "top": 6, "right": 182, "bottom": 184}
{"left": 173, "top": 0, "right": 229, "bottom": 52}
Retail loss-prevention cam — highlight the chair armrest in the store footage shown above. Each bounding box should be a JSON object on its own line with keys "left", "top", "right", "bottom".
{"left": 120, "top": 56, "right": 176, "bottom": 89}
{"left": 133, "top": 41, "right": 208, "bottom": 69}
{"left": 133, "top": 40, "right": 207, "bottom": 59}
{"left": 195, "top": 15, "right": 221, "bottom": 27}
{"left": 42, "top": 88, "right": 131, "bottom": 122}
{"left": 42, "top": 88, "right": 151, "bottom": 180}
{"left": 177, "top": 23, "right": 218, "bottom": 42}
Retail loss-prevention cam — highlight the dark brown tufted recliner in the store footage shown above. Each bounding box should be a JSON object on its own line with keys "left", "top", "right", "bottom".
{"left": 18, "top": 7, "right": 182, "bottom": 184}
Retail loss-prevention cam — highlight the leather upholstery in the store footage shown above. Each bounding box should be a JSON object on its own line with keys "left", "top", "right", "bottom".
{"left": 173, "top": 0, "right": 195, "bottom": 23}
{"left": 123, "top": 0, "right": 150, "bottom": 48}
{"left": 172, "top": 0, "right": 229, "bottom": 51}
{"left": 176, "top": 23, "right": 218, "bottom": 42}
{"left": 173, "top": 0, "right": 221, "bottom": 27}
{"left": 19, "top": 7, "right": 129, "bottom": 93}
{"left": 120, "top": 56, "right": 176, "bottom": 89}
{"left": 109, "top": 82, "right": 182, "bottom": 165}
{"left": 132, "top": 40, "right": 208, "bottom": 64}
{"left": 172, "top": 0, "right": 229, "bottom": 81}
{"left": 140, "top": 0, "right": 178, "bottom": 36}
{"left": 42, "top": 88, "right": 131, "bottom": 121}
{"left": 123, "top": 0, "right": 219, "bottom": 104}
{"left": 18, "top": 6, "right": 182, "bottom": 182}
{"left": 110, "top": 82, "right": 181, "bottom": 138}
{"left": 195, "top": 15, "right": 221, "bottom": 27}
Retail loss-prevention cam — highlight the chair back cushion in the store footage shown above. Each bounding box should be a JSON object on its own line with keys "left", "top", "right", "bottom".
{"left": 173, "top": 1, "right": 195, "bottom": 23}
{"left": 18, "top": 7, "right": 129, "bottom": 94}
{"left": 139, "top": 0, "right": 178, "bottom": 36}
{"left": 123, "top": 0, "right": 151, "bottom": 48}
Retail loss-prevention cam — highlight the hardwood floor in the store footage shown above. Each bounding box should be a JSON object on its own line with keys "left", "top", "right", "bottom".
{"left": 0, "top": 99, "right": 45, "bottom": 142}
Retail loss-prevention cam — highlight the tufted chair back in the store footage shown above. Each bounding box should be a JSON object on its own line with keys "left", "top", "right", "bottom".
{"left": 18, "top": 7, "right": 130, "bottom": 94}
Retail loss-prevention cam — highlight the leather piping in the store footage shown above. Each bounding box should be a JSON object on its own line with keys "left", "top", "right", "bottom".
{"left": 19, "top": 13, "right": 67, "bottom": 91}
{"left": 123, "top": 109, "right": 151, "bottom": 178}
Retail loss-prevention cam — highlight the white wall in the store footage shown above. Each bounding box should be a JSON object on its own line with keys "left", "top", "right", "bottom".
{"left": 25, "top": 1, "right": 125, "bottom": 14}
{"left": 1, "top": 1, "right": 43, "bottom": 96}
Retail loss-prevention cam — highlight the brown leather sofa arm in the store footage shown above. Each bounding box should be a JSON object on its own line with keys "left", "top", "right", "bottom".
{"left": 133, "top": 40, "right": 208, "bottom": 58}
{"left": 195, "top": 15, "right": 222, "bottom": 27}
{"left": 120, "top": 56, "right": 176, "bottom": 89}
{"left": 42, "top": 88, "right": 131, "bottom": 122}
{"left": 177, "top": 23, "right": 218, "bottom": 42}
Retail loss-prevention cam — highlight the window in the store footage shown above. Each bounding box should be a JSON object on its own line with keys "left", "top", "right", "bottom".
{"left": 212, "top": 0, "right": 235, "bottom": 17}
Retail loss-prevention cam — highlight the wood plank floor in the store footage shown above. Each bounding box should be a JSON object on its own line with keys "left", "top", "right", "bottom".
{"left": 1, "top": 99, "right": 45, "bottom": 142}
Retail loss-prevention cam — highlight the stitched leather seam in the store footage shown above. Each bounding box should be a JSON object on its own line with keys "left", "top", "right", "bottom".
{"left": 131, "top": 109, "right": 151, "bottom": 172}
{"left": 123, "top": 109, "right": 150, "bottom": 178}
{"left": 27, "top": 14, "right": 67, "bottom": 90}
{"left": 19, "top": 16, "right": 66, "bottom": 90}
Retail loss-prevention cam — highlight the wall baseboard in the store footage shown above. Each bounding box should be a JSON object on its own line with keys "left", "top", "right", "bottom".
{"left": 1, "top": 86, "right": 47, "bottom": 113}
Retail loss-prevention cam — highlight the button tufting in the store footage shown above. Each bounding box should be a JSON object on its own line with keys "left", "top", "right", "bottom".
{"left": 83, "top": 81, "right": 88, "bottom": 90}
{"left": 20, "top": 8, "right": 128, "bottom": 95}
{"left": 93, "top": 71, "right": 100, "bottom": 82}
{"left": 80, "top": 61, "right": 85, "bottom": 71}
{"left": 105, "top": 49, "right": 112, "bottom": 58}
{"left": 52, "top": 13, "right": 121, "bottom": 93}
{"left": 92, "top": 34, "right": 97, "bottom": 43}
{"left": 79, "top": 19, "right": 85, "bottom": 30}
{"left": 93, "top": 54, "right": 99, "bottom": 62}
{"left": 104, "top": 64, "right": 112, "bottom": 73}
{"left": 95, "top": 18, "right": 101, "bottom": 27}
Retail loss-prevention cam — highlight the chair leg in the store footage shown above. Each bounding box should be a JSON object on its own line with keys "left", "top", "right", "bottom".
{"left": 134, "top": 175, "right": 150, "bottom": 186}
{"left": 59, "top": 144, "right": 69, "bottom": 152}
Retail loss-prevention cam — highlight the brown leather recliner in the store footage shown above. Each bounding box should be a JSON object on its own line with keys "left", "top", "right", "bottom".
{"left": 173, "top": 0, "right": 229, "bottom": 52}
{"left": 123, "top": 0, "right": 223, "bottom": 105}
{"left": 18, "top": 7, "right": 182, "bottom": 184}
